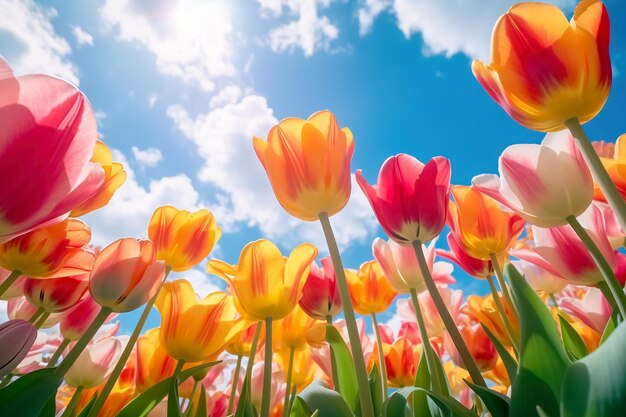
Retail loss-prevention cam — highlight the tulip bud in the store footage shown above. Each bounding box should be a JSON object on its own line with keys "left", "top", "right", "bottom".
{"left": 0, "top": 319, "right": 37, "bottom": 377}
{"left": 299, "top": 257, "right": 342, "bottom": 320}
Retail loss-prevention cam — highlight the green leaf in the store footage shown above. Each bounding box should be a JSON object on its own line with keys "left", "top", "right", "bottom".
{"left": 507, "top": 263, "right": 569, "bottom": 417}
{"left": 38, "top": 394, "right": 56, "bottom": 417}
{"left": 382, "top": 387, "right": 477, "bottom": 417}
{"left": 412, "top": 350, "right": 432, "bottom": 417}
{"left": 368, "top": 363, "right": 383, "bottom": 417}
{"left": 558, "top": 315, "right": 589, "bottom": 361}
{"left": 168, "top": 378, "right": 183, "bottom": 417}
{"left": 481, "top": 323, "right": 517, "bottom": 385}
{"left": 298, "top": 383, "right": 353, "bottom": 417}
{"left": 325, "top": 324, "right": 359, "bottom": 412}
{"left": 0, "top": 368, "right": 62, "bottom": 417}
{"left": 561, "top": 321, "right": 626, "bottom": 417}
{"left": 465, "top": 380, "right": 509, "bottom": 417}
{"left": 234, "top": 375, "right": 257, "bottom": 417}
{"left": 194, "top": 384, "right": 207, "bottom": 417}
{"left": 290, "top": 396, "right": 314, "bottom": 417}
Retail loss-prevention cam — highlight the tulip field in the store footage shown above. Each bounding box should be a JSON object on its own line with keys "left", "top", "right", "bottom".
{"left": 1, "top": 0, "right": 626, "bottom": 416}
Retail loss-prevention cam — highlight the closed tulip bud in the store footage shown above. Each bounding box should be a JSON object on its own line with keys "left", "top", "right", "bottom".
{"left": 0, "top": 319, "right": 37, "bottom": 377}
{"left": 448, "top": 186, "right": 525, "bottom": 260}
{"left": 90, "top": 238, "right": 166, "bottom": 312}
{"left": 207, "top": 239, "right": 317, "bottom": 321}
{"left": 594, "top": 134, "right": 626, "bottom": 202}
{"left": 472, "top": 0, "right": 611, "bottom": 132}
{"left": 473, "top": 131, "right": 593, "bottom": 227}
{"left": 148, "top": 205, "right": 221, "bottom": 272}
{"left": 437, "top": 233, "right": 492, "bottom": 279}
{"left": 0, "top": 218, "right": 93, "bottom": 277}
{"left": 61, "top": 294, "right": 115, "bottom": 341}
{"left": 299, "top": 257, "right": 342, "bottom": 320}
{"left": 345, "top": 260, "right": 397, "bottom": 315}
{"left": 64, "top": 337, "right": 122, "bottom": 388}
{"left": 357, "top": 154, "right": 451, "bottom": 245}
{"left": 70, "top": 140, "right": 127, "bottom": 217}
{"left": 155, "top": 279, "right": 247, "bottom": 363}
{"left": 24, "top": 273, "right": 89, "bottom": 313}
{"left": 226, "top": 322, "right": 265, "bottom": 357}
{"left": 136, "top": 328, "right": 178, "bottom": 393}
{"left": 444, "top": 318, "right": 497, "bottom": 372}
{"left": 253, "top": 110, "right": 354, "bottom": 221}
{"left": 0, "top": 267, "right": 26, "bottom": 299}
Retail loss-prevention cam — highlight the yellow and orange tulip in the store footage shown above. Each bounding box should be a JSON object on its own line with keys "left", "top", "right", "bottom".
{"left": 465, "top": 293, "right": 520, "bottom": 347}
{"left": 226, "top": 321, "right": 264, "bottom": 357}
{"left": 345, "top": 260, "right": 397, "bottom": 315}
{"left": 135, "top": 327, "right": 178, "bottom": 393}
{"left": 273, "top": 305, "right": 321, "bottom": 352}
{"left": 594, "top": 135, "right": 626, "bottom": 202}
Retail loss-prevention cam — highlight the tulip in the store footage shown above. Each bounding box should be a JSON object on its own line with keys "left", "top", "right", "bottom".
{"left": 299, "top": 257, "right": 342, "bottom": 320}
{"left": 155, "top": 279, "right": 246, "bottom": 363}
{"left": 473, "top": 131, "right": 593, "bottom": 227}
{"left": 444, "top": 318, "right": 498, "bottom": 372}
{"left": 23, "top": 273, "right": 89, "bottom": 313}
{"left": 472, "top": 1, "right": 611, "bottom": 132}
{"left": 437, "top": 233, "right": 492, "bottom": 279}
{"left": 0, "top": 267, "right": 26, "bottom": 299}
{"left": 273, "top": 305, "right": 320, "bottom": 353}
{"left": 70, "top": 140, "right": 127, "bottom": 217}
{"left": 64, "top": 337, "right": 122, "bottom": 388}
{"left": 90, "top": 238, "right": 166, "bottom": 312}
{"left": 373, "top": 236, "right": 455, "bottom": 294}
{"left": 253, "top": 110, "right": 354, "bottom": 221}
{"left": 0, "top": 319, "right": 37, "bottom": 377}
{"left": 148, "top": 205, "right": 221, "bottom": 272}
{"left": 226, "top": 322, "right": 264, "bottom": 357}
{"left": 61, "top": 294, "right": 115, "bottom": 341}
{"left": 207, "top": 239, "right": 317, "bottom": 321}
{"left": 275, "top": 347, "right": 317, "bottom": 392}
{"left": 396, "top": 288, "right": 463, "bottom": 337}
{"left": 0, "top": 58, "right": 104, "bottom": 244}
{"left": 356, "top": 154, "right": 451, "bottom": 245}
{"left": 511, "top": 260, "right": 567, "bottom": 296}
{"left": 465, "top": 294, "right": 520, "bottom": 347}
{"left": 0, "top": 218, "right": 93, "bottom": 278}
{"left": 345, "top": 260, "right": 397, "bottom": 315}
{"left": 560, "top": 287, "right": 612, "bottom": 334}
{"left": 78, "top": 361, "right": 136, "bottom": 417}
{"left": 8, "top": 296, "right": 66, "bottom": 328}
{"left": 595, "top": 202, "right": 625, "bottom": 249}
{"left": 593, "top": 134, "right": 626, "bottom": 202}
{"left": 380, "top": 325, "right": 422, "bottom": 388}
{"left": 136, "top": 327, "right": 178, "bottom": 393}
{"left": 444, "top": 362, "right": 473, "bottom": 409}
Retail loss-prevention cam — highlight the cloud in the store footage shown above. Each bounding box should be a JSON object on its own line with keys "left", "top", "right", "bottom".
{"left": 167, "top": 95, "right": 378, "bottom": 250}
{"left": 169, "top": 268, "right": 224, "bottom": 298}
{"left": 132, "top": 146, "right": 163, "bottom": 168}
{"left": 101, "top": 0, "right": 236, "bottom": 90}
{"left": 258, "top": 0, "right": 339, "bottom": 57}
{"left": 357, "top": 0, "right": 391, "bottom": 35}
{"left": 0, "top": 0, "right": 78, "bottom": 84}
{"left": 71, "top": 25, "right": 94, "bottom": 46}
{"left": 209, "top": 85, "right": 243, "bottom": 108}
{"left": 148, "top": 93, "right": 158, "bottom": 108}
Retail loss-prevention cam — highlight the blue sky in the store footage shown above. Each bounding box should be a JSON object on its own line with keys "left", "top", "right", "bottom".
{"left": 1, "top": 0, "right": 626, "bottom": 330}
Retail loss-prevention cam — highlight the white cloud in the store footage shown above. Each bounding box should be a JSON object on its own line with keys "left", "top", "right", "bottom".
{"left": 0, "top": 0, "right": 78, "bottom": 84}
{"left": 357, "top": 0, "right": 391, "bottom": 35}
{"left": 148, "top": 93, "right": 158, "bottom": 108}
{"left": 71, "top": 25, "right": 94, "bottom": 46}
{"left": 132, "top": 146, "right": 163, "bottom": 168}
{"left": 167, "top": 95, "right": 378, "bottom": 250}
{"left": 101, "top": 0, "right": 236, "bottom": 90}
{"left": 209, "top": 85, "right": 243, "bottom": 108}
{"left": 258, "top": 0, "right": 339, "bottom": 57}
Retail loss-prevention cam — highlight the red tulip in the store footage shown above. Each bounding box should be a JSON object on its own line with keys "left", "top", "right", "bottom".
{"left": 23, "top": 273, "right": 89, "bottom": 312}
{"left": 299, "top": 257, "right": 342, "bottom": 320}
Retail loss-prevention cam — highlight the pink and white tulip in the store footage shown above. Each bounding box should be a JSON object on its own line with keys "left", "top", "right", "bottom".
{"left": 64, "top": 336, "right": 122, "bottom": 388}
{"left": 397, "top": 288, "right": 463, "bottom": 337}
{"left": 511, "top": 259, "right": 568, "bottom": 295}
{"left": 8, "top": 297, "right": 66, "bottom": 328}
{"left": 560, "top": 287, "right": 612, "bottom": 334}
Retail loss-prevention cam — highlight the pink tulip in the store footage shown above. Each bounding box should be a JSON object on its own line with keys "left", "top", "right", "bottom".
{"left": 596, "top": 202, "right": 625, "bottom": 249}
{"left": 374, "top": 236, "right": 455, "bottom": 294}
{"left": 0, "top": 319, "right": 37, "bottom": 377}
{"left": 437, "top": 233, "right": 492, "bottom": 279}
{"left": 0, "top": 267, "right": 26, "bottom": 300}
{"left": 473, "top": 131, "right": 593, "bottom": 227}
{"left": 512, "top": 204, "right": 616, "bottom": 286}
{"left": 60, "top": 294, "right": 118, "bottom": 341}
{"left": 511, "top": 260, "right": 568, "bottom": 295}
{"left": 89, "top": 238, "right": 166, "bottom": 312}
{"left": 8, "top": 296, "right": 66, "bottom": 328}
{"left": 299, "top": 257, "right": 342, "bottom": 320}
{"left": 15, "top": 331, "right": 64, "bottom": 374}
{"left": 64, "top": 336, "right": 122, "bottom": 388}
{"left": 23, "top": 273, "right": 89, "bottom": 313}
{"left": 397, "top": 287, "right": 463, "bottom": 337}
{"left": 0, "top": 58, "right": 104, "bottom": 243}
{"left": 356, "top": 154, "right": 451, "bottom": 244}
{"left": 560, "top": 288, "right": 612, "bottom": 334}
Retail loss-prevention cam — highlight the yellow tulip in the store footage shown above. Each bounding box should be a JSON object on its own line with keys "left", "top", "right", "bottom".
{"left": 273, "top": 305, "right": 321, "bottom": 352}
{"left": 345, "top": 260, "right": 397, "bottom": 315}
{"left": 135, "top": 328, "right": 178, "bottom": 393}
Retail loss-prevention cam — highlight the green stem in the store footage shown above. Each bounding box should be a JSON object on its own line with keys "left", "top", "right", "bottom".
{"left": 318, "top": 212, "right": 376, "bottom": 417}
{"left": 549, "top": 294, "right": 560, "bottom": 310}
{"left": 48, "top": 338, "right": 71, "bottom": 367}
{"left": 34, "top": 312, "right": 51, "bottom": 329}
{"left": 489, "top": 254, "right": 517, "bottom": 317}
{"left": 0, "top": 374, "right": 12, "bottom": 388}
{"left": 566, "top": 215, "right": 626, "bottom": 317}
{"left": 28, "top": 307, "right": 44, "bottom": 324}
{"left": 598, "top": 282, "right": 618, "bottom": 310}
{"left": 261, "top": 317, "right": 273, "bottom": 417}
{"left": 244, "top": 322, "right": 262, "bottom": 383}
{"left": 370, "top": 313, "right": 389, "bottom": 399}
{"left": 0, "top": 270, "right": 20, "bottom": 298}
{"left": 409, "top": 288, "right": 442, "bottom": 393}
{"left": 174, "top": 359, "right": 185, "bottom": 378}
{"left": 60, "top": 385, "right": 84, "bottom": 417}
{"left": 184, "top": 379, "right": 199, "bottom": 417}
{"left": 566, "top": 118, "right": 626, "bottom": 231}
{"left": 486, "top": 275, "right": 520, "bottom": 355}
{"left": 326, "top": 315, "right": 340, "bottom": 392}
{"left": 281, "top": 346, "right": 295, "bottom": 417}
{"left": 85, "top": 267, "right": 172, "bottom": 417}
{"left": 227, "top": 355, "right": 243, "bottom": 416}
{"left": 413, "top": 240, "right": 487, "bottom": 387}
{"left": 54, "top": 307, "right": 111, "bottom": 377}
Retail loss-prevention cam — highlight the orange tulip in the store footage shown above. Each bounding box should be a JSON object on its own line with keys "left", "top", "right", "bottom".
{"left": 226, "top": 322, "right": 265, "bottom": 357}
{"left": 345, "top": 260, "right": 397, "bottom": 315}
{"left": 135, "top": 327, "right": 178, "bottom": 393}
{"left": 0, "top": 218, "right": 92, "bottom": 277}
{"left": 448, "top": 186, "right": 524, "bottom": 261}
{"left": 207, "top": 239, "right": 317, "bottom": 321}
{"left": 70, "top": 140, "right": 127, "bottom": 217}
{"left": 444, "top": 318, "right": 497, "bottom": 372}
{"left": 253, "top": 110, "right": 354, "bottom": 221}
{"left": 465, "top": 294, "right": 520, "bottom": 347}
{"left": 593, "top": 135, "right": 626, "bottom": 202}
{"left": 273, "top": 305, "right": 321, "bottom": 352}
{"left": 383, "top": 333, "right": 421, "bottom": 388}
{"left": 155, "top": 279, "right": 247, "bottom": 363}
{"left": 275, "top": 347, "right": 318, "bottom": 392}
{"left": 148, "top": 206, "right": 221, "bottom": 272}
{"left": 472, "top": 0, "right": 611, "bottom": 132}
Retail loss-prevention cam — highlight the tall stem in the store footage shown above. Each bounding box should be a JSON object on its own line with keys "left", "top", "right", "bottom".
{"left": 566, "top": 118, "right": 626, "bottom": 231}
{"left": 28, "top": 307, "right": 44, "bottom": 324}
{"left": 174, "top": 359, "right": 185, "bottom": 378}
{"left": 281, "top": 347, "right": 295, "bottom": 417}
{"left": 54, "top": 307, "right": 111, "bottom": 377}
{"left": 86, "top": 268, "right": 172, "bottom": 417}
{"left": 409, "top": 288, "right": 442, "bottom": 393}
{"left": 566, "top": 215, "right": 626, "bottom": 317}
{"left": 318, "top": 212, "right": 375, "bottom": 417}
{"left": 227, "top": 355, "right": 243, "bottom": 416}
{"left": 0, "top": 270, "right": 20, "bottom": 298}
{"left": 60, "top": 385, "right": 84, "bottom": 417}
{"left": 489, "top": 254, "right": 517, "bottom": 317}
{"left": 261, "top": 317, "right": 273, "bottom": 417}
{"left": 48, "top": 338, "right": 71, "bottom": 367}
{"left": 370, "top": 313, "right": 388, "bottom": 399}
{"left": 486, "top": 275, "right": 520, "bottom": 354}
{"left": 34, "top": 312, "right": 51, "bottom": 329}
{"left": 184, "top": 380, "right": 199, "bottom": 417}
{"left": 244, "top": 322, "right": 262, "bottom": 383}
{"left": 413, "top": 240, "right": 486, "bottom": 387}
{"left": 326, "top": 315, "right": 340, "bottom": 392}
